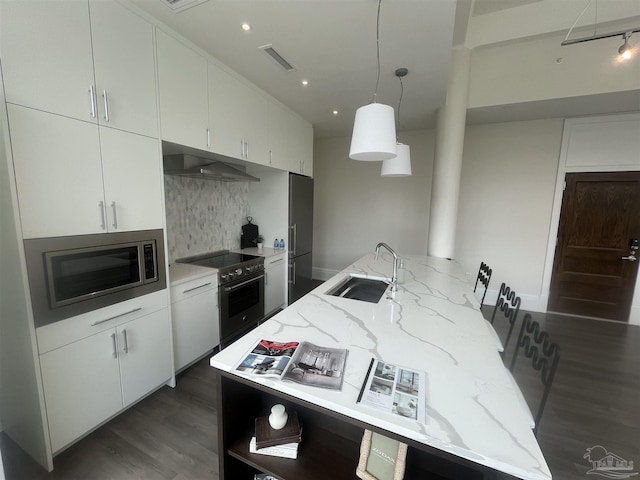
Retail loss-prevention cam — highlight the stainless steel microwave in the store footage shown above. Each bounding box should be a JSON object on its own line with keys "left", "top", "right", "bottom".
{"left": 24, "top": 229, "right": 166, "bottom": 327}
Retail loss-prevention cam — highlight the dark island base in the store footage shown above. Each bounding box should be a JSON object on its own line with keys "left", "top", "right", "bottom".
{"left": 216, "top": 371, "right": 511, "bottom": 480}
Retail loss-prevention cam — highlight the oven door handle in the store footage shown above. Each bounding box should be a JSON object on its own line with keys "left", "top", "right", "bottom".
{"left": 224, "top": 274, "right": 264, "bottom": 292}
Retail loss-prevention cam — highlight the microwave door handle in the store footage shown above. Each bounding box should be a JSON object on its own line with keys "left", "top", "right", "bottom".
{"left": 224, "top": 274, "right": 264, "bottom": 292}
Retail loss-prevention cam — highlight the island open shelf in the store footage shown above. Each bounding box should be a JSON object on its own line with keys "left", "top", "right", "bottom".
{"left": 216, "top": 371, "right": 492, "bottom": 480}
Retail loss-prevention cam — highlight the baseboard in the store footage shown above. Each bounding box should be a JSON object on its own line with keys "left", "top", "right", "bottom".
{"left": 312, "top": 267, "right": 339, "bottom": 282}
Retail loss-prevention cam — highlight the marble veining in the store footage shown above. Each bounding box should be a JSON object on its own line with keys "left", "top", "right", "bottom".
{"left": 211, "top": 252, "right": 552, "bottom": 480}
{"left": 164, "top": 175, "right": 250, "bottom": 262}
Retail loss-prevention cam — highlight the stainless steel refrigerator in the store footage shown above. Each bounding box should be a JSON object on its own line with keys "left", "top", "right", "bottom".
{"left": 288, "top": 173, "right": 314, "bottom": 304}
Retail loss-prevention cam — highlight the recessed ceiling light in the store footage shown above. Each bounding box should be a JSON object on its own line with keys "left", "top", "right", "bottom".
{"left": 301, "top": 80, "right": 309, "bottom": 86}
{"left": 241, "top": 23, "right": 251, "bottom": 31}
{"left": 332, "top": 110, "right": 339, "bottom": 116}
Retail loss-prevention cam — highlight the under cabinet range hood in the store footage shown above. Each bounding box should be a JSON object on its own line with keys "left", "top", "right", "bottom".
{"left": 163, "top": 154, "right": 259, "bottom": 182}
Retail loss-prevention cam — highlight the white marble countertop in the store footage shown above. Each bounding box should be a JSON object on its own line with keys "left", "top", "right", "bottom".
{"left": 210, "top": 252, "right": 552, "bottom": 480}
{"left": 232, "top": 246, "right": 287, "bottom": 259}
{"left": 168, "top": 262, "right": 218, "bottom": 287}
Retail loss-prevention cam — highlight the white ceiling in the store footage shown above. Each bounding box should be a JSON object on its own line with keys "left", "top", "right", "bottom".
{"left": 130, "top": 0, "right": 640, "bottom": 139}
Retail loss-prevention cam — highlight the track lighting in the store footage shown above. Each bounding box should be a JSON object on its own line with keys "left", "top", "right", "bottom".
{"left": 618, "top": 32, "right": 632, "bottom": 60}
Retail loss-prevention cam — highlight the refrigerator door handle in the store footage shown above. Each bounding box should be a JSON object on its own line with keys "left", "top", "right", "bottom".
{"left": 289, "top": 224, "right": 297, "bottom": 256}
{"left": 288, "top": 260, "right": 296, "bottom": 285}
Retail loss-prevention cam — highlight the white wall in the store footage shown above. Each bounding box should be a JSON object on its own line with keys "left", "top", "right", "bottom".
{"left": 312, "top": 130, "right": 434, "bottom": 279}
{"left": 455, "top": 118, "right": 564, "bottom": 309}
{"left": 468, "top": 24, "right": 640, "bottom": 110}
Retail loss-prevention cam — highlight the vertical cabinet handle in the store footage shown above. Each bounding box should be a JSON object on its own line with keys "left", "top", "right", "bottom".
{"left": 110, "top": 333, "right": 117, "bottom": 358}
{"left": 102, "top": 90, "right": 109, "bottom": 122}
{"left": 89, "top": 85, "right": 96, "bottom": 118}
{"left": 245, "top": 141, "right": 249, "bottom": 158}
{"left": 265, "top": 271, "right": 268, "bottom": 286}
{"left": 240, "top": 139, "right": 244, "bottom": 157}
{"left": 207, "top": 128, "right": 211, "bottom": 148}
{"left": 269, "top": 149, "right": 273, "bottom": 165}
{"left": 122, "top": 329, "right": 129, "bottom": 354}
{"left": 99, "top": 201, "right": 106, "bottom": 230}
{"left": 111, "top": 201, "right": 118, "bottom": 229}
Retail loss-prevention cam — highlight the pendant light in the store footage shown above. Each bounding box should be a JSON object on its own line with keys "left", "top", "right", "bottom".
{"left": 381, "top": 68, "right": 412, "bottom": 177}
{"left": 349, "top": 0, "right": 397, "bottom": 161}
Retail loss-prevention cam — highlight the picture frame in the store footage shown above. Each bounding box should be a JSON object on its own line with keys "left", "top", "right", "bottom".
{"left": 356, "top": 429, "right": 408, "bottom": 480}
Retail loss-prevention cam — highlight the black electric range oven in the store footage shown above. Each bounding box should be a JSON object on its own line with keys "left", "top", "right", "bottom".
{"left": 176, "top": 250, "right": 264, "bottom": 347}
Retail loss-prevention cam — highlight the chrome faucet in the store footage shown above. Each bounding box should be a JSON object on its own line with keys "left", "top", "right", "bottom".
{"left": 374, "top": 242, "right": 399, "bottom": 292}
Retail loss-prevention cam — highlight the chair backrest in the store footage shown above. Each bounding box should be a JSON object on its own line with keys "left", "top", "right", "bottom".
{"left": 490, "top": 282, "right": 521, "bottom": 353}
{"left": 474, "top": 262, "right": 492, "bottom": 307}
{"left": 509, "top": 313, "right": 560, "bottom": 436}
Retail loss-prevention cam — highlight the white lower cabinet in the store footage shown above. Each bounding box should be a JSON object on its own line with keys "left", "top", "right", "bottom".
{"left": 37, "top": 292, "right": 172, "bottom": 454}
{"left": 265, "top": 253, "right": 286, "bottom": 315}
{"left": 170, "top": 273, "right": 219, "bottom": 372}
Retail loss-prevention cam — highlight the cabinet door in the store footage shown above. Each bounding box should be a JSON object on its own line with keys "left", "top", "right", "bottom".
{"left": 171, "top": 285, "right": 219, "bottom": 371}
{"left": 208, "top": 63, "right": 269, "bottom": 164}
{"left": 90, "top": 0, "right": 158, "bottom": 138}
{"left": 8, "top": 105, "right": 105, "bottom": 238}
{"left": 118, "top": 309, "right": 172, "bottom": 407}
{"left": 100, "top": 127, "right": 164, "bottom": 232}
{"left": 287, "top": 113, "right": 314, "bottom": 176}
{"left": 156, "top": 29, "right": 209, "bottom": 150}
{"left": 0, "top": 0, "right": 96, "bottom": 122}
{"left": 208, "top": 63, "right": 247, "bottom": 159}
{"left": 40, "top": 330, "right": 122, "bottom": 453}
{"left": 265, "top": 255, "right": 286, "bottom": 314}
{"left": 267, "top": 101, "right": 289, "bottom": 170}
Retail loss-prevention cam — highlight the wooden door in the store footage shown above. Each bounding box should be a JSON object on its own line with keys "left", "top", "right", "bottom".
{"left": 548, "top": 172, "right": 640, "bottom": 322}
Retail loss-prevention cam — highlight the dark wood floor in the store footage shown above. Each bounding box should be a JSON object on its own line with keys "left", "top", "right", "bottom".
{"left": 2, "top": 310, "right": 639, "bottom": 480}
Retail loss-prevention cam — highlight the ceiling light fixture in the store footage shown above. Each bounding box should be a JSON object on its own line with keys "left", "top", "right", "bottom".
{"left": 301, "top": 79, "right": 309, "bottom": 86}
{"left": 618, "top": 31, "right": 633, "bottom": 60}
{"left": 381, "top": 68, "right": 412, "bottom": 177}
{"left": 349, "top": 0, "right": 396, "bottom": 161}
{"left": 241, "top": 23, "right": 251, "bottom": 31}
{"left": 560, "top": 0, "right": 639, "bottom": 60}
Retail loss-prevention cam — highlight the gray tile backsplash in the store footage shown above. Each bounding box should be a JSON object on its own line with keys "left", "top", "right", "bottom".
{"left": 164, "top": 175, "right": 250, "bottom": 262}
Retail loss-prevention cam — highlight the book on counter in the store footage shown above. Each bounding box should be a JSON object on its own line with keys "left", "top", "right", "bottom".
{"left": 235, "top": 339, "right": 348, "bottom": 390}
{"left": 254, "top": 411, "right": 302, "bottom": 449}
{"left": 356, "top": 358, "right": 428, "bottom": 424}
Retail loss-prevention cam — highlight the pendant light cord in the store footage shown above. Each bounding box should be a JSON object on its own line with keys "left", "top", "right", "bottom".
{"left": 396, "top": 75, "right": 403, "bottom": 141}
{"left": 372, "top": 0, "right": 382, "bottom": 104}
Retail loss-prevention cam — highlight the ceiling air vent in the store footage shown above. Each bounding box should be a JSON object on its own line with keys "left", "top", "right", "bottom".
{"left": 259, "top": 44, "right": 295, "bottom": 72}
{"left": 159, "top": 0, "right": 209, "bottom": 13}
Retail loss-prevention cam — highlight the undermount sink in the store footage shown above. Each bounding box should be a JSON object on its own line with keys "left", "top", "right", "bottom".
{"left": 326, "top": 274, "right": 390, "bottom": 303}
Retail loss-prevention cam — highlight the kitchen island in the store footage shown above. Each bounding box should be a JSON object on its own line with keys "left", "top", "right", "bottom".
{"left": 210, "top": 252, "right": 552, "bottom": 480}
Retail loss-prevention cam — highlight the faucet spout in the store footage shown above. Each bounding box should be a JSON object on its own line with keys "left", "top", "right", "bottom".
{"left": 374, "top": 242, "right": 399, "bottom": 292}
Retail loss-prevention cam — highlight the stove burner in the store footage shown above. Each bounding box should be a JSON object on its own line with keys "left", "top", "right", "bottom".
{"left": 176, "top": 250, "right": 264, "bottom": 285}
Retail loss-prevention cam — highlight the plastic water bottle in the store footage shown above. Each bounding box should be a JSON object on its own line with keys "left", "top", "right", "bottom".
{"left": 274, "top": 238, "right": 279, "bottom": 249}
{"left": 279, "top": 239, "right": 285, "bottom": 249}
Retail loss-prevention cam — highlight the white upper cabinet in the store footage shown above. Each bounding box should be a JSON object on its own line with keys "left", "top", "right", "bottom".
{"left": 287, "top": 111, "right": 314, "bottom": 177}
{"left": 88, "top": 0, "right": 158, "bottom": 137}
{"left": 208, "top": 62, "right": 269, "bottom": 164}
{"left": 0, "top": 0, "right": 158, "bottom": 138}
{"left": 156, "top": 29, "right": 209, "bottom": 150}
{"left": 266, "top": 101, "right": 289, "bottom": 170}
{"left": 8, "top": 105, "right": 163, "bottom": 238}
{"left": 100, "top": 127, "right": 164, "bottom": 233}
{"left": 1, "top": 0, "right": 94, "bottom": 122}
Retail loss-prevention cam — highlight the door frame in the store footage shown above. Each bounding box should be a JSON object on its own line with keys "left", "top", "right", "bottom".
{"left": 540, "top": 113, "right": 640, "bottom": 325}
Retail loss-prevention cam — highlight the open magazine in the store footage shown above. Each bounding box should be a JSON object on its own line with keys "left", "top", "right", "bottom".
{"left": 235, "top": 339, "right": 349, "bottom": 390}
{"left": 357, "top": 358, "right": 427, "bottom": 423}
